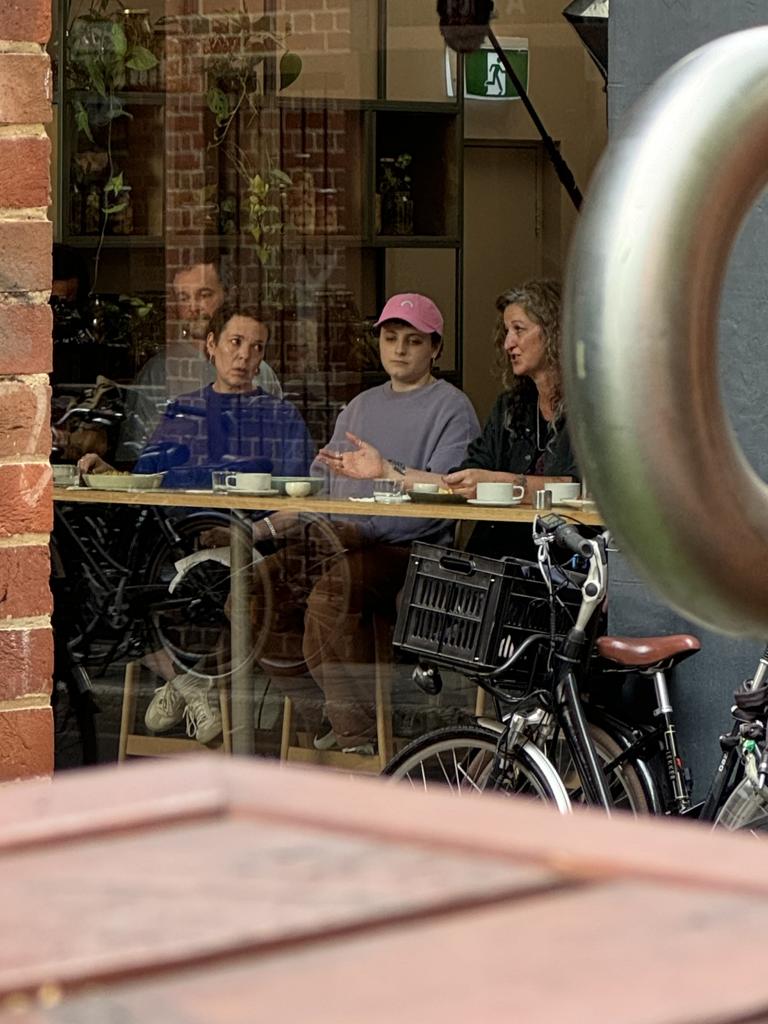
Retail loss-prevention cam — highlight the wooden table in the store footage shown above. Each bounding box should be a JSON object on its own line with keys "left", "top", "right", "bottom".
{"left": 1, "top": 756, "right": 767, "bottom": 1023}
{"left": 52, "top": 486, "right": 604, "bottom": 526}
{"left": 52, "top": 487, "right": 603, "bottom": 754}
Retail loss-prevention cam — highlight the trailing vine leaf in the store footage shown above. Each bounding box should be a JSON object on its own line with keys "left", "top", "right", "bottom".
{"left": 83, "top": 56, "right": 107, "bottom": 98}
{"left": 279, "top": 52, "right": 302, "bottom": 91}
{"left": 206, "top": 87, "right": 231, "bottom": 124}
{"left": 126, "top": 45, "right": 158, "bottom": 72}
{"left": 105, "top": 171, "right": 124, "bottom": 196}
{"left": 74, "top": 100, "right": 95, "bottom": 142}
{"left": 111, "top": 21, "right": 127, "bottom": 58}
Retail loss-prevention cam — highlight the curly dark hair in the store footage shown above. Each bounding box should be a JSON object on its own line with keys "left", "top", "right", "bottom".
{"left": 492, "top": 279, "right": 563, "bottom": 420}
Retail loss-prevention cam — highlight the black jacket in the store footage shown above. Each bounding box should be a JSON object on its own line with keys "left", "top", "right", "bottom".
{"left": 459, "top": 389, "right": 579, "bottom": 479}
{"left": 460, "top": 387, "right": 579, "bottom": 560}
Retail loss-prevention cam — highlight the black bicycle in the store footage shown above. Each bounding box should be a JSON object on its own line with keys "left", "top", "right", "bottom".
{"left": 383, "top": 514, "right": 766, "bottom": 828}
{"left": 51, "top": 496, "right": 246, "bottom": 765}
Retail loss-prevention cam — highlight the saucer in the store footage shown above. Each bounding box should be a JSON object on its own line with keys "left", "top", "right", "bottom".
{"left": 219, "top": 487, "right": 280, "bottom": 497}
{"left": 559, "top": 498, "right": 598, "bottom": 510}
{"left": 467, "top": 497, "right": 524, "bottom": 507}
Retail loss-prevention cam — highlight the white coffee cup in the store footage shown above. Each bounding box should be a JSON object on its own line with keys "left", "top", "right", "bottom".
{"left": 476, "top": 481, "right": 525, "bottom": 503}
{"left": 224, "top": 472, "right": 272, "bottom": 492}
{"left": 546, "top": 482, "right": 581, "bottom": 503}
{"left": 412, "top": 482, "right": 439, "bottom": 493}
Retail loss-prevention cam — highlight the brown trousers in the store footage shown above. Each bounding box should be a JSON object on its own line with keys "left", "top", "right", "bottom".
{"left": 256, "top": 538, "right": 411, "bottom": 747}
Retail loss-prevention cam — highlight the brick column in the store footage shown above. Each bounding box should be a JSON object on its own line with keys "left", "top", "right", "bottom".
{"left": 0, "top": 0, "right": 54, "bottom": 780}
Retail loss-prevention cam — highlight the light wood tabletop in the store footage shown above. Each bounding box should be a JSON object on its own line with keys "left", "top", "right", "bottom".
{"left": 52, "top": 486, "right": 604, "bottom": 526}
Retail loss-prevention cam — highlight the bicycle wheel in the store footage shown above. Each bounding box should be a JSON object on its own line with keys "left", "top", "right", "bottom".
{"left": 50, "top": 537, "right": 99, "bottom": 768}
{"left": 144, "top": 512, "right": 273, "bottom": 680}
{"left": 549, "top": 722, "right": 651, "bottom": 814}
{"left": 382, "top": 724, "right": 571, "bottom": 812}
{"left": 714, "top": 777, "right": 768, "bottom": 834}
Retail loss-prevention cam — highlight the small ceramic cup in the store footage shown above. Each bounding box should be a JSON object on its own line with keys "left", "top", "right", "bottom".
{"left": 285, "top": 480, "right": 312, "bottom": 497}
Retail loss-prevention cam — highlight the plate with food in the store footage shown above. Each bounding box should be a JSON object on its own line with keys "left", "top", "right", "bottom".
{"left": 407, "top": 489, "right": 467, "bottom": 504}
{"left": 83, "top": 472, "right": 166, "bottom": 491}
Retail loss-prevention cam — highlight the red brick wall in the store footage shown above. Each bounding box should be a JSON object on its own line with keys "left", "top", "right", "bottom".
{"left": 0, "top": 0, "right": 54, "bottom": 780}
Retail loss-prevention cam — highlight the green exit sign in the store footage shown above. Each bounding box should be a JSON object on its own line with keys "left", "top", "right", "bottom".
{"left": 464, "top": 39, "right": 529, "bottom": 100}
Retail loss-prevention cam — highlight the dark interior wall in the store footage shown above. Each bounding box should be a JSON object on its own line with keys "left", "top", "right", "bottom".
{"left": 606, "top": 0, "right": 768, "bottom": 798}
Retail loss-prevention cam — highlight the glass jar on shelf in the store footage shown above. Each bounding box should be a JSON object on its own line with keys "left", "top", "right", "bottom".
{"left": 84, "top": 185, "right": 102, "bottom": 235}
{"left": 119, "top": 9, "right": 158, "bottom": 90}
{"left": 315, "top": 187, "right": 339, "bottom": 234}
{"left": 392, "top": 190, "right": 414, "bottom": 235}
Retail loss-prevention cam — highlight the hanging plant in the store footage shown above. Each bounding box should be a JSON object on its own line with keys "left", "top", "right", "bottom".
{"left": 203, "top": 10, "right": 302, "bottom": 266}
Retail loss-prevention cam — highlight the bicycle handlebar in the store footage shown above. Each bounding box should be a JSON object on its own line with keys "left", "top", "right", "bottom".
{"left": 554, "top": 522, "right": 593, "bottom": 558}
{"left": 535, "top": 513, "right": 594, "bottom": 558}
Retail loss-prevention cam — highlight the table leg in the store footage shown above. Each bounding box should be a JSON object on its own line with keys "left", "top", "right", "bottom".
{"left": 229, "top": 511, "right": 254, "bottom": 755}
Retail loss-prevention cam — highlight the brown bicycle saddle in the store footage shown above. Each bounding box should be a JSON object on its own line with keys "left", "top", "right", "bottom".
{"left": 596, "top": 634, "right": 701, "bottom": 668}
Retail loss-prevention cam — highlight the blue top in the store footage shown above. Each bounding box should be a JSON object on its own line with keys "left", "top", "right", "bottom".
{"left": 136, "top": 384, "right": 315, "bottom": 483}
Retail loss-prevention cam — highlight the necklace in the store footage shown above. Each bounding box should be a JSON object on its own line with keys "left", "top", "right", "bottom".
{"left": 536, "top": 408, "right": 547, "bottom": 451}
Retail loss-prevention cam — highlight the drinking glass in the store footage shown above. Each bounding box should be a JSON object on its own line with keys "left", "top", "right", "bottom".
{"left": 373, "top": 478, "right": 404, "bottom": 503}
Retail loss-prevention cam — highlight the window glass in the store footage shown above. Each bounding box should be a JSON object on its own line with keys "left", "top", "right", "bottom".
{"left": 50, "top": 0, "right": 606, "bottom": 772}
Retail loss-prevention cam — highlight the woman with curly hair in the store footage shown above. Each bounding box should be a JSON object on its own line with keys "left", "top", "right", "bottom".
{"left": 444, "top": 279, "right": 579, "bottom": 555}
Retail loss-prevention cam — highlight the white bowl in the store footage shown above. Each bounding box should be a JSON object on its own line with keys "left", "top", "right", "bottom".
{"left": 84, "top": 473, "right": 165, "bottom": 491}
{"left": 273, "top": 477, "right": 324, "bottom": 496}
{"left": 285, "top": 480, "right": 313, "bottom": 497}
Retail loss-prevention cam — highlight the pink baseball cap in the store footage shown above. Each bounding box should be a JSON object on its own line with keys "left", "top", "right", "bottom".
{"left": 374, "top": 293, "right": 444, "bottom": 337}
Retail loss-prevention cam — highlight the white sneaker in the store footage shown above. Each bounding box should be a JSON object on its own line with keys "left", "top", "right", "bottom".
{"left": 313, "top": 728, "right": 339, "bottom": 751}
{"left": 144, "top": 681, "right": 185, "bottom": 732}
{"left": 341, "top": 742, "right": 376, "bottom": 757}
{"left": 173, "top": 674, "right": 223, "bottom": 745}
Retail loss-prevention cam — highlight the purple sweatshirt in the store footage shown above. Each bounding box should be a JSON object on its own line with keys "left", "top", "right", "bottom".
{"left": 313, "top": 378, "right": 480, "bottom": 545}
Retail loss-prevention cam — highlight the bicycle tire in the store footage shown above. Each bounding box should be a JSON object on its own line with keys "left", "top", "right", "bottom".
{"left": 550, "top": 722, "right": 651, "bottom": 815}
{"left": 50, "top": 536, "right": 100, "bottom": 768}
{"left": 143, "top": 512, "right": 273, "bottom": 680}
{"left": 382, "top": 724, "right": 571, "bottom": 812}
{"left": 713, "top": 776, "right": 768, "bottom": 834}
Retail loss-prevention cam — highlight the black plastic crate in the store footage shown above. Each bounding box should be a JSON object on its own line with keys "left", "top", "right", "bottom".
{"left": 394, "top": 543, "right": 584, "bottom": 687}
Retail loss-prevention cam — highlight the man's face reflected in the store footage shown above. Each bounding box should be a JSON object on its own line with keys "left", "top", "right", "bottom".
{"left": 172, "top": 263, "right": 225, "bottom": 341}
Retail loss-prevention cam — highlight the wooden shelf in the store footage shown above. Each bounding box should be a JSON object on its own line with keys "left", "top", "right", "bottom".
{"left": 63, "top": 236, "right": 165, "bottom": 249}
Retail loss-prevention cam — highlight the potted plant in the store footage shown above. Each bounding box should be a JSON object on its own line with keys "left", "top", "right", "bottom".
{"left": 203, "top": 11, "right": 302, "bottom": 268}
{"left": 377, "top": 153, "right": 413, "bottom": 235}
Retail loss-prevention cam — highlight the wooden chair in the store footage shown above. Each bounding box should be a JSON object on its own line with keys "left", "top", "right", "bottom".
{"left": 117, "top": 661, "right": 232, "bottom": 761}
{"left": 278, "top": 614, "right": 395, "bottom": 774}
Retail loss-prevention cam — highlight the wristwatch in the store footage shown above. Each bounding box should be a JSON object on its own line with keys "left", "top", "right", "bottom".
{"left": 389, "top": 459, "right": 407, "bottom": 476}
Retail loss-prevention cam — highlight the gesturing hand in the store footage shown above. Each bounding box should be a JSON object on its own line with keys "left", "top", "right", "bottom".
{"left": 317, "top": 432, "right": 386, "bottom": 480}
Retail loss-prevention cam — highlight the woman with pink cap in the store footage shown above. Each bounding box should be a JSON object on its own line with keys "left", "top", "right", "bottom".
{"left": 273, "top": 292, "right": 480, "bottom": 753}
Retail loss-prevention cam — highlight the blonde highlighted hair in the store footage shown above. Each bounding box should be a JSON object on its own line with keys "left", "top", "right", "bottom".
{"left": 492, "top": 279, "right": 563, "bottom": 421}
